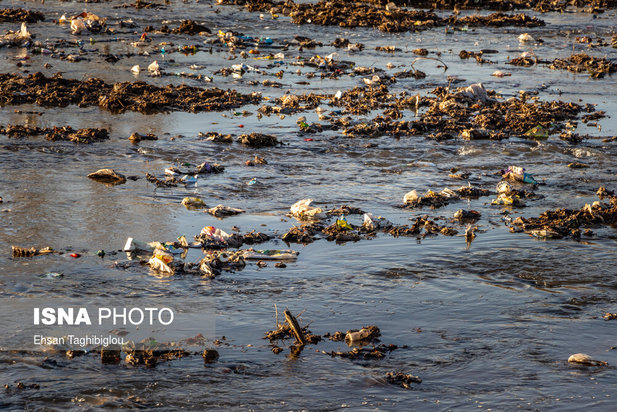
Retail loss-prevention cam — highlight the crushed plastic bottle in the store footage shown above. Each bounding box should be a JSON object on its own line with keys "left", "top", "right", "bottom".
{"left": 242, "top": 249, "right": 299, "bottom": 260}
{"left": 180, "top": 174, "right": 198, "bottom": 184}
{"left": 123, "top": 237, "right": 155, "bottom": 253}
{"left": 363, "top": 213, "right": 391, "bottom": 230}
{"left": 505, "top": 166, "right": 538, "bottom": 184}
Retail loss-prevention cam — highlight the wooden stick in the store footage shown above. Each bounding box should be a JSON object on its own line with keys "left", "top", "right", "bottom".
{"left": 284, "top": 309, "right": 306, "bottom": 345}
{"left": 274, "top": 304, "right": 279, "bottom": 328}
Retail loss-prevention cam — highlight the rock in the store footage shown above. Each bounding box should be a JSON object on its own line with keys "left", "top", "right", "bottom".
{"left": 207, "top": 205, "right": 245, "bottom": 218}
{"left": 237, "top": 133, "right": 279, "bottom": 147}
{"left": 403, "top": 189, "right": 419, "bottom": 205}
{"left": 202, "top": 349, "right": 219, "bottom": 363}
{"left": 129, "top": 132, "right": 158, "bottom": 142}
{"left": 87, "top": 169, "right": 127, "bottom": 184}
{"left": 454, "top": 209, "right": 481, "bottom": 221}
{"left": 345, "top": 325, "right": 380, "bottom": 343}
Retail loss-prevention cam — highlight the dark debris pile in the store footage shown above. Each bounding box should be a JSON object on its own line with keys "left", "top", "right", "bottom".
{"left": 0, "top": 124, "right": 109, "bottom": 143}
{"left": 370, "top": 0, "right": 617, "bottom": 12}
{"left": 219, "top": 0, "right": 544, "bottom": 32}
{"left": 257, "top": 83, "right": 600, "bottom": 142}
{"left": 549, "top": 53, "right": 617, "bottom": 78}
{"left": 0, "top": 8, "right": 44, "bottom": 23}
{"left": 510, "top": 188, "right": 617, "bottom": 239}
{"left": 0, "top": 72, "right": 261, "bottom": 114}
{"left": 385, "top": 371, "right": 422, "bottom": 389}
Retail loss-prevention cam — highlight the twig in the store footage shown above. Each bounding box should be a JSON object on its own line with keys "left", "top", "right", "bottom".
{"left": 274, "top": 303, "right": 279, "bottom": 328}
{"left": 410, "top": 56, "right": 448, "bottom": 73}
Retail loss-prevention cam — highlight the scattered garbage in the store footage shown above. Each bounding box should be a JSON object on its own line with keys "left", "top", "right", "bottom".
{"left": 42, "top": 272, "right": 64, "bottom": 279}
{"left": 509, "top": 189, "right": 617, "bottom": 239}
{"left": 492, "top": 193, "right": 525, "bottom": 207}
{"left": 386, "top": 372, "right": 422, "bottom": 389}
{"left": 524, "top": 125, "right": 549, "bottom": 139}
{"left": 567, "top": 353, "right": 608, "bottom": 366}
{"left": 70, "top": 18, "right": 86, "bottom": 35}
{"left": 242, "top": 249, "right": 299, "bottom": 260}
{"left": 0, "top": 22, "right": 30, "bottom": 46}
{"left": 245, "top": 155, "right": 267, "bottom": 166}
{"left": 404, "top": 185, "right": 490, "bottom": 209}
{"left": 502, "top": 166, "right": 538, "bottom": 184}
{"left": 196, "top": 226, "right": 233, "bottom": 248}
{"left": 323, "top": 344, "right": 398, "bottom": 360}
{"left": 362, "top": 213, "right": 392, "bottom": 230}
{"left": 492, "top": 70, "right": 512, "bottom": 77}
{"left": 518, "top": 33, "right": 535, "bottom": 43}
{"left": 345, "top": 326, "right": 380, "bottom": 343}
{"left": 549, "top": 53, "right": 617, "bottom": 79}
{"left": 123, "top": 237, "right": 155, "bottom": 253}
{"left": 180, "top": 174, "right": 198, "bottom": 184}
{"left": 218, "top": 0, "right": 544, "bottom": 33}
{"left": 465, "top": 224, "right": 477, "bottom": 243}
{"left": 0, "top": 73, "right": 262, "bottom": 115}
{"left": 148, "top": 255, "right": 174, "bottom": 274}
{"left": 264, "top": 308, "right": 321, "bottom": 348}
{"left": 147, "top": 60, "right": 161, "bottom": 76}
{"left": 336, "top": 216, "right": 353, "bottom": 231}
{"left": 403, "top": 190, "right": 419, "bottom": 205}
{"left": 182, "top": 197, "right": 206, "bottom": 209}
{"left": 460, "top": 83, "right": 490, "bottom": 103}
{"left": 290, "top": 199, "right": 325, "bottom": 220}
{"left": 12, "top": 245, "right": 54, "bottom": 257}
{"left": 603, "top": 312, "right": 617, "bottom": 320}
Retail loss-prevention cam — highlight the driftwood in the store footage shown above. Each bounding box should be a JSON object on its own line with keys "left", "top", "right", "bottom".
{"left": 284, "top": 309, "right": 306, "bottom": 345}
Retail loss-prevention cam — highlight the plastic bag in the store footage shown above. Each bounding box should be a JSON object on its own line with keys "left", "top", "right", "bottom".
{"left": 290, "top": 199, "right": 324, "bottom": 220}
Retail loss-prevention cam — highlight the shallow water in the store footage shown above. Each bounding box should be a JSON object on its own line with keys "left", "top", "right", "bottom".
{"left": 1, "top": 0, "right": 617, "bottom": 410}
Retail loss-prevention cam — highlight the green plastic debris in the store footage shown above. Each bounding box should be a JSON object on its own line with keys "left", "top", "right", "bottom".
{"left": 524, "top": 125, "right": 549, "bottom": 139}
